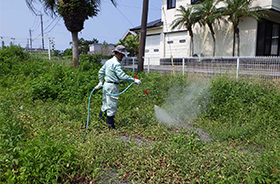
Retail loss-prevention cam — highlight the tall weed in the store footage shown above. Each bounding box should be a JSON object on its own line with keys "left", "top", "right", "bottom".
{"left": 1, "top": 45, "right": 280, "bottom": 183}
{"left": 204, "top": 76, "right": 280, "bottom": 145}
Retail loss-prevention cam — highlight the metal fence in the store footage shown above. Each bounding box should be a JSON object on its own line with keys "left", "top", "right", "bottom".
{"left": 122, "top": 56, "right": 280, "bottom": 82}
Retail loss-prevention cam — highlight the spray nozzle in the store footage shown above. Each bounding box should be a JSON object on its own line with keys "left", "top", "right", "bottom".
{"left": 144, "top": 90, "right": 149, "bottom": 95}
{"left": 134, "top": 74, "right": 155, "bottom": 106}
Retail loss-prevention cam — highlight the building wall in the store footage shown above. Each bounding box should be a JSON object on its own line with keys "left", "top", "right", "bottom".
{"left": 88, "top": 44, "right": 115, "bottom": 55}
{"left": 253, "top": 0, "right": 280, "bottom": 11}
{"left": 239, "top": 17, "right": 258, "bottom": 56}
{"left": 140, "top": 0, "right": 280, "bottom": 64}
{"left": 158, "top": 0, "right": 261, "bottom": 58}
{"left": 145, "top": 28, "right": 162, "bottom": 65}
{"left": 162, "top": 0, "right": 187, "bottom": 33}
{"left": 193, "top": 16, "right": 258, "bottom": 57}
{"left": 164, "top": 31, "right": 190, "bottom": 58}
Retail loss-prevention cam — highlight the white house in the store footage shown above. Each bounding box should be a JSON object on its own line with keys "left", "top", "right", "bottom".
{"left": 88, "top": 43, "right": 115, "bottom": 55}
{"left": 124, "top": 0, "right": 280, "bottom": 65}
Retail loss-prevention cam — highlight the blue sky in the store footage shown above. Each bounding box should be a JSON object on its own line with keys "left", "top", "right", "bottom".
{"left": 0, "top": 0, "right": 162, "bottom": 50}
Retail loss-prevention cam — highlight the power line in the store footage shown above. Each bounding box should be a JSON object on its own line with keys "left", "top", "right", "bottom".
{"left": 114, "top": 6, "right": 135, "bottom": 26}
{"left": 32, "top": 17, "right": 60, "bottom": 40}
{"left": 103, "top": 1, "right": 160, "bottom": 11}
{"left": 44, "top": 18, "right": 61, "bottom": 34}
{"left": 31, "top": 16, "right": 40, "bottom": 31}
{"left": 30, "top": 13, "right": 45, "bottom": 49}
{"left": 43, "top": 17, "right": 59, "bottom": 32}
{"left": 102, "top": 0, "right": 160, "bottom": 28}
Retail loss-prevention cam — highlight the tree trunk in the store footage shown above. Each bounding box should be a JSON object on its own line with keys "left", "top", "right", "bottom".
{"left": 208, "top": 24, "right": 216, "bottom": 57}
{"left": 189, "top": 29, "right": 194, "bottom": 57}
{"left": 232, "top": 31, "right": 236, "bottom": 56}
{"left": 236, "top": 27, "right": 240, "bottom": 57}
{"left": 72, "top": 31, "right": 79, "bottom": 68}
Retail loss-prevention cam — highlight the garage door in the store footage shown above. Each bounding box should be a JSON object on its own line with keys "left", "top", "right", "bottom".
{"left": 165, "top": 32, "right": 189, "bottom": 58}
{"left": 144, "top": 34, "right": 161, "bottom": 65}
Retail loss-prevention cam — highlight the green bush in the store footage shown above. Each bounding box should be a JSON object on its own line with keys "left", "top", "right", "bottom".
{"left": 2, "top": 133, "right": 84, "bottom": 183}
{"left": 203, "top": 76, "right": 280, "bottom": 145}
{"left": 29, "top": 55, "right": 101, "bottom": 103}
{"left": 0, "top": 100, "right": 26, "bottom": 182}
{"left": 0, "top": 45, "right": 30, "bottom": 76}
{"left": 0, "top": 99, "right": 88, "bottom": 183}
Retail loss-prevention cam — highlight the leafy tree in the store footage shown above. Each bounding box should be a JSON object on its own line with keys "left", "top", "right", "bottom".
{"left": 63, "top": 48, "right": 72, "bottom": 56}
{"left": 222, "top": 0, "right": 266, "bottom": 56}
{"left": 99, "top": 41, "right": 114, "bottom": 55}
{"left": 194, "top": 0, "right": 224, "bottom": 57}
{"left": 70, "top": 38, "right": 99, "bottom": 54}
{"left": 117, "top": 34, "right": 139, "bottom": 57}
{"left": 26, "top": 0, "right": 116, "bottom": 68}
{"left": 170, "top": 5, "right": 199, "bottom": 57}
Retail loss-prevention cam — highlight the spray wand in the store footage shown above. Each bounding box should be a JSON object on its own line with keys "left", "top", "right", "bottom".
{"left": 134, "top": 75, "right": 156, "bottom": 106}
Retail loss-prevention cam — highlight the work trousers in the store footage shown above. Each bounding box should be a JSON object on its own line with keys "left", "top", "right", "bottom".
{"left": 101, "top": 82, "right": 119, "bottom": 116}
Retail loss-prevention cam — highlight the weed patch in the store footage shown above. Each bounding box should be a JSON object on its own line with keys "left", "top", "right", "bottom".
{"left": 1, "top": 46, "right": 279, "bottom": 183}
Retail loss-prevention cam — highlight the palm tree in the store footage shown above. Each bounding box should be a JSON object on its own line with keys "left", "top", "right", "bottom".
{"left": 26, "top": 0, "right": 116, "bottom": 68}
{"left": 194, "top": 0, "right": 224, "bottom": 57}
{"left": 170, "top": 6, "right": 199, "bottom": 57}
{"left": 222, "top": 0, "right": 266, "bottom": 56}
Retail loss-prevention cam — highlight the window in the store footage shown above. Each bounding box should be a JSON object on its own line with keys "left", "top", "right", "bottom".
{"left": 179, "top": 39, "right": 186, "bottom": 43}
{"left": 257, "top": 20, "right": 280, "bottom": 56}
{"left": 271, "top": 24, "right": 279, "bottom": 55}
{"left": 191, "top": 0, "right": 205, "bottom": 4}
{"left": 167, "top": 0, "right": 175, "bottom": 9}
{"left": 154, "top": 49, "right": 159, "bottom": 52}
{"left": 167, "top": 40, "right": 173, "bottom": 44}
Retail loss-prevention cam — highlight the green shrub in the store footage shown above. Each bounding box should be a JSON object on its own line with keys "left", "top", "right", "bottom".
{"left": 2, "top": 133, "right": 84, "bottom": 183}
{"left": 0, "top": 45, "right": 30, "bottom": 77}
{"left": 0, "top": 101, "right": 26, "bottom": 183}
{"left": 0, "top": 100, "right": 88, "bottom": 183}
{"left": 204, "top": 76, "right": 280, "bottom": 145}
{"left": 29, "top": 58, "right": 100, "bottom": 103}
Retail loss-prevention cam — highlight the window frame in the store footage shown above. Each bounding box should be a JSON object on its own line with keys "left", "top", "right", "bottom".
{"left": 191, "top": 0, "right": 205, "bottom": 5}
{"left": 256, "top": 19, "right": 280, "bottom": 56}
{"left": 167, "top": 0, "right": 176, "bottom": 9}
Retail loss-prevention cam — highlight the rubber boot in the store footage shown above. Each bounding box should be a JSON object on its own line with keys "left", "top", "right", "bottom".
{"left": 106, "top": 116, "right": 116, "bottom": 130}
{"left": 99, "top": 110, "right": 103, "bottom": 118}
{"left": 99, "top": 110, "right": 106, "bottom": 121}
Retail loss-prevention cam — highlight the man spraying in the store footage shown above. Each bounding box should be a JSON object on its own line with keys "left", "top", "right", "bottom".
{"left": 95, "top": 45, "right": 141, "bottom": 130}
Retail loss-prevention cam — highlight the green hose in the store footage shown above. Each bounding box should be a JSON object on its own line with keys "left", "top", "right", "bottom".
{"left": 75, "top": 82, "right": 136, "bottom": 141}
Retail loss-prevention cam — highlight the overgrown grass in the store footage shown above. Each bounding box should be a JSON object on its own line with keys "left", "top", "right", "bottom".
{"left": 1, "top": 45, "right": 279, "bottom": 183}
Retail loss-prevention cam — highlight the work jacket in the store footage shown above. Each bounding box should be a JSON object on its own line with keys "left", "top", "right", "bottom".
{"left": 98, "top": 56, "right": 134, "bottom": 84}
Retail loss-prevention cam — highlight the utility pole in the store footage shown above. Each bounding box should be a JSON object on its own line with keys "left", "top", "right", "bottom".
{"left": 138, "top": 0, "right": 149, "bottom": 72}
{"left": 40, "top": 14, "right": 44, "bottom": 49}
{"left": 29, "top": 29, "right": 33, "bottom": 50}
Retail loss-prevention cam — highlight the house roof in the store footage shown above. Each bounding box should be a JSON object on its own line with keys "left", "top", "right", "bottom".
{"left": 130, "top": 19, "right": 163, "bottom": 31}
{"left": 121, "top": 30, "right": 137, "bottom": 40}
{"left": 89, "top": 43, "right": 115, "bottom": 47}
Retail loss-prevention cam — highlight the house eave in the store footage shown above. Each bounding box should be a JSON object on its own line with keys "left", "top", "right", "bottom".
{"left": 130, "top": 19, "right": 163, "bottom": 31}
{"left": 163, "top": 29, "right": 188, "bottom": 34}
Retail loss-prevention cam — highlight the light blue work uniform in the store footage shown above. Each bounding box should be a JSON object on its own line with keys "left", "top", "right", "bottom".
{"left": 98, "top": 56, "right": 134, "bottom": 116}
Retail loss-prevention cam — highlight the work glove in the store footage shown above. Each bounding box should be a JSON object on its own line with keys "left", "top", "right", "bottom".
{"left": 134, "top": 79, "right": 141, "bottom": 85}
{"left": 95, "top": 82, "right": 103, "bottom": 89}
